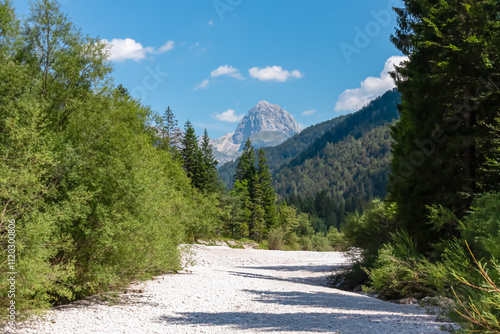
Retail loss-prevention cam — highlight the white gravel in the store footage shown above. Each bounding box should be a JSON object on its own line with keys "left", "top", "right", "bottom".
{"left": 11, "top": 245, "right": 452, "bottom": 334}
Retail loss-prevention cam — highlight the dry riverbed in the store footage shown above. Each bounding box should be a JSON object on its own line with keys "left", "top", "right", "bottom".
{"left": 12, "top": 245, "right": 452, "bottom": 333}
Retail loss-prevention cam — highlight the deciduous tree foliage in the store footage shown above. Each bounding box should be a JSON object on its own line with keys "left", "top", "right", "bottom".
{"left": 0, "top": 0, "right": 220, "bottom": 319}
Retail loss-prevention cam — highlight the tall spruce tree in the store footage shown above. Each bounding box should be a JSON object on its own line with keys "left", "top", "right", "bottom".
{"left": 257, "top": 148, "right": 277, "bottom": 231}
{"left": 181, "top": 120, "right": 203, "bottom": 189}
{"left": 389, "top": 0, "right": 500, "bottom": 250}
{"left": 234, "top": 139, "right": 256, "bottom": 235}
{"left": 251, "top": 174, "right": 266, "bottom": 241}
{"left": 234, "top": 138, "right": 256, "bottom": 186}
{"left": 162, "top": 106, "right": 182, "bottom": 149}
{"left": 200, "top": 128, "right": 220, "bottom": 193}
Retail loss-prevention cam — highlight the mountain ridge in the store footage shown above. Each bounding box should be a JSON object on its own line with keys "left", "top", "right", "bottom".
{"left": 212, "top": 101, "right": 301, "bottom": 164}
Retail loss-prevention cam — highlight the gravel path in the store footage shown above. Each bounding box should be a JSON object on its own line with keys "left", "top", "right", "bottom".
{"left": 13, "top": 245, "right": 450, "bottom": 334}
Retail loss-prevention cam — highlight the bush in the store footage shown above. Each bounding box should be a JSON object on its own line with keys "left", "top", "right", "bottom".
{"left": 367, "top": 230, "right": 448, "bottom": 300}
{"left": 311, "top": 234, "right": 333, "bottom": 252}
{"left": 449, "top": 242, "right": 500, "bottom": 333}
{"left": 327, "top": 227, "right": 348, "bottom": 251}
{"left": 299, "top": 236, "right": 313, "bottom": 251}
{"left": 459, "top": 192, "right": 500, "bottom": 260}
{"left": 343, "top": 200, "right": 399, "bottom": 266}
{"left": 268, "top": 228, "right": 284, "bottom": 250}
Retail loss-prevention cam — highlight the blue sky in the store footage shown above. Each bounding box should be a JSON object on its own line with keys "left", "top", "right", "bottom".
{"left": 12, "top": 0, "right": 404, "bottom": 139}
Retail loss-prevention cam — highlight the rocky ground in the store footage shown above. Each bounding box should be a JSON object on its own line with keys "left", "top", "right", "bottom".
{"left": 11, "top": 245, "right": 453, "bottom": 333}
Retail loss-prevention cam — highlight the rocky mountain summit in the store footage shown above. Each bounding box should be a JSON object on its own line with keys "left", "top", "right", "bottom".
{"left": 212, "top": 101, "right": 300, "bottom": 165}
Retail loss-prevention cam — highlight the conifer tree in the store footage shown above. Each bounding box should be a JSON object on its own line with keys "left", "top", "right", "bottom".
{"left": 257, "top": 148, "right": 277, "bottom": 231}
{"left": 200, "top": 128, "right": 220, "bottom": 193}
{"left": 232, "top": 180, "right": 252, "bottom": 238}
{"left": 251, "top": 174, "right": 266, "bottom": 241}
{"left": 181, "top": 120, "right": 203, "bottom": 189}
{"left": 389, "top": 0, "right": 500, "bottom": 250}
{"left": 162, "top": 106, "right": 182, "bottom": 148}
{"left": 234, "top": 138, "right": 256, "bottom": 186}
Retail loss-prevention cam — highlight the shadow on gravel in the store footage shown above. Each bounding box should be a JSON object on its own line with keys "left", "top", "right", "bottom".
{"left": 237, "top": 264, "right": 350, "bottom": 273}
{"left": 242, "top": 289, "right": 413, "bottom": 313}
{"left": 157, "top": 310, "right": 441, "bottom": 333}
{"left": 227, "top": 265, "right": 347, "bottom": 288}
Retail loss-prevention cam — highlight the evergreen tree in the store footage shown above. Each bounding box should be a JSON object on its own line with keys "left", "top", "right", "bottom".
{"left": 251, "top": 174, "right": 266, "bottom": 241}
{"left": 389, "top": 0, "right": 500, "bottom": 250}
{"left": 232, "top": 180, "right": 252, "bottom": 238}
{"left": 257, "top": 148, "right": 277, "bottom": 231}
{"left": 234, "top": 138, "right": 256, "bottom": 186}
{"left": 200, "top": 128, "right": 220, "bottom": 193}
{"left": 162, "top": 106, "right": 182, "bottom": 148}
{"left": 181, "top": 120, "right": 203, "bottom": 189}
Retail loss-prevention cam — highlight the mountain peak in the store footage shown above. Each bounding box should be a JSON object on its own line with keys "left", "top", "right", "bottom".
{"left": 233, "top": 101, "right": 300, "bottom": 145}
{"left": 256, "top": 100, "right": 272, "bottom": 107}
{"left": 212, "top": 101, "right": 301, "bottom": 165}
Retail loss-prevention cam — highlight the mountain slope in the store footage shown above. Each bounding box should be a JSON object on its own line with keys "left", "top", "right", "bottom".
{"left": 285, "top": 89, "right": 401, "bottom": 171}
{"left": 274, "top": 89, "right": 401, "bottom": 230}
{"left": 213, "top": 101, "right": 300, "bottom": 165}
{"left": 232, "top": 100, "right": 300, "bottom": 145}
{"left": 218, "top": 114, "right": 348, "bottom": 186}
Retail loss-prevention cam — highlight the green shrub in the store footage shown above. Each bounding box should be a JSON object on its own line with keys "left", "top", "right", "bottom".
{"left": 343, "top": 200, "right": 399, "bottom": 266}
{"left": 268, "top": 228, "right": 284, "bottom": 250}
{"left": 449, "top": 242, "right": 500, "bottom": 333}
{"left": 299, "top": 236, "right": 313, "bottom": 251}
{"left": 367, "top": 231, "right": 448, "bottom": 300}
{"left": 459, "top": 192, "right": 500, "bottom": 260}
{"left": 311, "top": 234, "right": 333, "bottom": 252}
{"left": 327, "top": 227, "right": 348, "bottom": 251}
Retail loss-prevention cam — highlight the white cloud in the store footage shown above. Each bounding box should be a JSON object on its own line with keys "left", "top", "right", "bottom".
{"left": 156, "top": 41, "right": 175, "bottom": 54}
{"left": 249, "top": 66, "right": 303, "bottom": 82}
{"left": 302, "top": 109, "right": 316, "bottom": 116}
{"left": 211, "top": 65, "right": 244, "bottom": 80}
{"left": 102, "top": 38, "right": 174, "bottom": 62}
{"left": 194, "top": 79, "right": 210, "bottom": 90}
{"left": 208, "top": 19, "right": 214, "bottom": 26}
{"left": 213, "top": 109, "right": 244, "bottom": 123}
{"left": 334, "top": 55, "right": 408, "bottom": 112}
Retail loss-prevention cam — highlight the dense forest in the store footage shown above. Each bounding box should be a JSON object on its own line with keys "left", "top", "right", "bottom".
{"left": 218, "top": 114, "right": 350, "bottom": 184}
{"left": 276, "top": 90, "right": 400, "bottom": 230}
{"left": 0, "top": 0, "right": 223, "bottom": 319}
{"left": 221, "top": 89, "right": 400, "bottom": 233}
{"left": 338, "top": 0, "right": 500, "bottom": 332}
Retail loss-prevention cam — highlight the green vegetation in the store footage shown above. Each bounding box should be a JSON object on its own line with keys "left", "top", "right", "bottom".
{"left": 221, "top": 89, "right": 401, "bottom": 237}
{"left": 219, "top": 137, "right": 342, "bottom": 252}
{"left": 0, "top": 0, "right": 220, "bottom": 321}
{"left": 335, "top": 0, "right": 500, "bottom": 332}
{"left": 218, "top": 114, "right": 349, "bottom": 186}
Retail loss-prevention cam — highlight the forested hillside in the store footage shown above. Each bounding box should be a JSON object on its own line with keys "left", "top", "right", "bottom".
{"left": 275, "top": 90, "right": 400, "bottom": 230}
{"left": 220, "top": 89, "right": 400, "bottom": 232}
{"left": 278, "top": 125, "right": 393, "bottom": 230}
{"left": 218, "top": 114, "right": 348, "bottom": 186}
{"left": 284, "top": 89, "right": 400, "bottom": 170}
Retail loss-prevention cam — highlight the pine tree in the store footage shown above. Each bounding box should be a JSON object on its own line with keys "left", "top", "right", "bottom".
{"left": 251, "top": 174, "right": 266, "bottom": 242}
{"left": 389, "top": 0, "right": 500, "bottom": 250}
{"left": 257, "top": 148, "right": 277, "bottom": 231}
{"left": 234, "top": 138, "right": 256, "bottom": 186}
{"left": 200, "top": 128, "right": 220, "bottom": 193}
{"left": 181, "top": 120, "right": 203, "bottom": 189}
{"left": 162, "top": 106, "right": 182, "bottom": 148}
{"left": 232, "top": 180, "right": 252, "bottom": 238}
